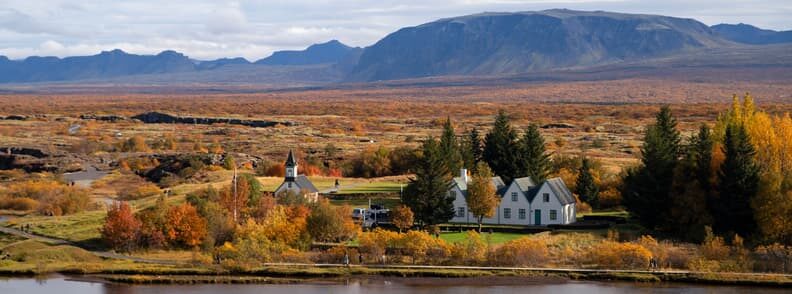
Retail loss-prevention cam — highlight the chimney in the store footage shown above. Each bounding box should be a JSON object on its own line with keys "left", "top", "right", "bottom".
{"left": 461, "top": 168, "right": 469, "bottom": 183}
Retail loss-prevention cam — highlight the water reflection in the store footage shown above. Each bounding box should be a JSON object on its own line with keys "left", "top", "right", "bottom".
{"left": 0, "top": 276, "right": 787, "bottom": 294}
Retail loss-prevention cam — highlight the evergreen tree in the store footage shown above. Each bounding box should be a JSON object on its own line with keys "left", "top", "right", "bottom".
{"left": 692, "top": 125, "right": 715, "bottom": 192}
{"left": 483, "top": 110, "right": 521, "bottom": 183}
{"left": 713, "top": 124, "right": 760, "bottom": 237}
{"left": 402, "top": 137, "right": 454, "bottom": 228}
{"left": 575, "top": 157, "right": 599, "bottom": 209}
{"left": 460, "top": 128, "right": 483, "bottom": 173}
{"left": 622, "top": 106, "right": 681, "bottom": 230}
{"left": 519, "top": 124, "right": 551, "bottom": 182}
{"left": 439, "top": 117, "right": 463, "bottom": 174}
{"left": 667, "top": 127, "right": 715, "bottom": 241}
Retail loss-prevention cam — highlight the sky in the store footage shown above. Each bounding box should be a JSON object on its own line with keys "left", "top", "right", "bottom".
{"left": 0, "top": 0, "right": 790, "bottom": 61}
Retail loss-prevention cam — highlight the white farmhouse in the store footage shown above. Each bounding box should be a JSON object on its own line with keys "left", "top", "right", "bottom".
{"left": 273, "top": 150, "right": 319, "bottom": 202}
{"left": 449, "top": 169, "right": 576, "bottom": 226}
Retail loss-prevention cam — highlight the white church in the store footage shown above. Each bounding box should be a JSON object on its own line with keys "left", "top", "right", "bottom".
{"left": 273, "top": 150, "right": 319, "bottom": 202}
{"left": 448, "top": 169, "right": 576, "bottom": 226}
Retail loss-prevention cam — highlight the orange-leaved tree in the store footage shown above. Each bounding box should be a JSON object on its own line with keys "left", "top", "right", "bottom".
{"left": 101, "top": 201, "right": 141, "bottom": 252}
{"left": 164, "top": 203, "right": 207, "bottom": 248}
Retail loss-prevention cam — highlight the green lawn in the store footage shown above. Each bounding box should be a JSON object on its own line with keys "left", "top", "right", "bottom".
{"left": 439, "top": 231, "right": 528, "bottom": 245}
{"left": 5, "top": 210, "right": 105, "bottom": 244}
{"left": 336, "top": 182, "right": 403, "bottom": 194}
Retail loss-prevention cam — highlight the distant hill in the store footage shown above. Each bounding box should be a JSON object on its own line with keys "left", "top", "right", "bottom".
{"left": 255, "top": 40, "right": 362, "bottom": 66}
{"left": 0, "top": 49, "right": 196, "bottom": 83}
{"left": 348, "top": 9, "right": 730, "bottom": 81}
{"left": 196, "top": 57, "right": 250, "bottom": 70}
{"left": 711, "top": 23, "right": 792, "bottom": 45}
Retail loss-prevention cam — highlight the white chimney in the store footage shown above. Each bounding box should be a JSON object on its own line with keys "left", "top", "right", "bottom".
{"left": 461, "top": 168, "right": 469, "bottom": 183}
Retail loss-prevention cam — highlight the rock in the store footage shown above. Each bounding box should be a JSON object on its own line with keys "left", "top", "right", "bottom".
{"left": 541, "top": 123, "right": 576, "bottom": 129}
{"left": 131, "top": 112, "right": 296, "bottom": 128}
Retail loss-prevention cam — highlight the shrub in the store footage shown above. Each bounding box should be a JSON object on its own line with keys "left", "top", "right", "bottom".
{"left": 0, "top": 196, "right": 39, "bottom": 211}
{"left": 314, "top": 246, "right": 360, "bottom": 264}
{"left": 449, "top": 231, "right": 488, "bottom": 265}
{"left": 489, "top": 237, "right": 549, "bottom": 267}
{"left": 397, "top": 230, "right": 448, "bottom": 264}
{"left": 589, "top": 241, "right": 651, "bottom": 269}
{"left": 359, "top": 228, "right": 400, "bottom": 261}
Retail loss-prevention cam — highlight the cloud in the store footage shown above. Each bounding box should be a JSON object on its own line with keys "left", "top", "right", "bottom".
{"left": 0, "top": 0, "right": 789, "bottom": 60}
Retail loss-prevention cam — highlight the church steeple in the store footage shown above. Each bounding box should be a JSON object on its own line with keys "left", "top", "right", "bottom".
{"left": 285, "top": 149, "right": 297, "bottom": 181}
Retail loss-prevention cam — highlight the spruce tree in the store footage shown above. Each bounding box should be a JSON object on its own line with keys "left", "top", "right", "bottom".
{"left": 713, "top": 124, "right": 760, "bottom": 237}
{"left": 622, "top": 106, "right": 681, "bottom": 229}
{"left": 575, "top": 157, "right": 599, "bottom": 209}
{"left": 692, "top": 125, "right": 715, "bottom": 191}
{"left": 667, "top": 127, "right": 715, "bottom": 241}
{"left": 483, "top": 110, "right": 521, "bottom": 183}
{"left": 460, "top": 128, "right": 483, "bottom": 173}
{"left": 402, "top": 137, "right": 454, "bottom": 228}
{"left": 520, "top": 124, "right": 551, "bottom": 182}
{"left": 439, "top": 117, "right": 462, "bottom": 173}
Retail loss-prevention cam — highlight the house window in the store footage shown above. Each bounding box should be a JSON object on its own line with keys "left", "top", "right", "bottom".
{"left": 450, "top": 190, "right": 456, "bottom": 198}
{"left": 456, "top": 207, "right": 465, "bottom": 217}
{"left": 511, "top": 192, "right": 518, "bottom": 202}
{"left": 504, "top": 208, "right": 511, "bottom": 219}
{"left": 550, "top": 210, "right": 558, "bottom": 220}
{"left": 518, "top": 209, "right": 526, "bottom": 220}
{"left": 543, "top": 193, "right": 550, "bottom": 202}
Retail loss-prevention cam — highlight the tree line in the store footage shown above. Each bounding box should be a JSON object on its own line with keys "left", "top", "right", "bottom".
{"left": 623, "top": 95, "right": 792, "bottom": 244}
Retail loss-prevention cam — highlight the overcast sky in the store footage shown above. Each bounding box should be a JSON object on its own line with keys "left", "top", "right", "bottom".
{"left": 1, "top": 0, "right": 790, "bottom": 61}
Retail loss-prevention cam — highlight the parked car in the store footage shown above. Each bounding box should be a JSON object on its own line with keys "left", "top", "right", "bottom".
{"left": 352, "top": 208, "right": 367, "bottom": 219}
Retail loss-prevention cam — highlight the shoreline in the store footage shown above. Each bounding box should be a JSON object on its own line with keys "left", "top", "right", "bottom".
{"left": 1, "top": 265, "right": 790, "bottom": 288}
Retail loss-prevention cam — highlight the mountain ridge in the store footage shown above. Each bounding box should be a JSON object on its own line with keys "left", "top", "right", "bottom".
{"left": 1, "top": 9, "right": 791, "bottom": 84}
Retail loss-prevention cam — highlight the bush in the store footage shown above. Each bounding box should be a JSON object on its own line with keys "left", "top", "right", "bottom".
{"left": 449, "top": 231, "right": 487, "bottom": 265}
{"left": 0, "top": 196, "right": 39, "bottom": 211}
{"left": 396, "top": 230, "right": 448, "bottom": 264}
{"left": 307, "top": 200, "right": 357, "bottom": 243}
{"left": 489, "top": 237, "right": 549, "bottom": 267}
{"left": 314, "top": 246, "right": 359, "bottom": 264}
{"left": 359, "top": 228, "right": 400, "bottom": 261}
{"left": 589, "top": 240, "right": 651, "bottom": 269}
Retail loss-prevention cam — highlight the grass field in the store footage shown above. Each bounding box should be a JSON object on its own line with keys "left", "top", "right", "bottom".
{"left": 439, "top": 231, "right": 528, "bottom": 245}
{"left": 5, "top": 210, "right": 105, "bottom": 244}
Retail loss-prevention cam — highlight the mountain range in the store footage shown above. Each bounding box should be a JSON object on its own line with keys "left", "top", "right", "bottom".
{"left": 0, "top": 9, "right": 791, "bottom": 84}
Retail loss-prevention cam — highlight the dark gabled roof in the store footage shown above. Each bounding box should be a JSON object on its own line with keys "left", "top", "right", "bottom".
{"left": 452, "top": 176, "right": 505, "bottom": 197}
{"left": 294, "top": 175, "right": 319, "bottom": 193}
{"left": 285, "top": 149, "right": 297, "bottom": 166}
{"left": 546, "top": 177, "right": 576, "bottom": 205}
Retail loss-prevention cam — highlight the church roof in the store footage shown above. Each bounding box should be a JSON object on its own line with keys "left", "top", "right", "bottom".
{"left": 294, "top": 175, "right": 319, "bottom": 193}
{"left": 285, "top": 149, "right": 297, "bottom": 166}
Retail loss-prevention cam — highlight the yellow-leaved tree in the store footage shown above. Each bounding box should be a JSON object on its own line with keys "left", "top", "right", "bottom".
{"left": 466, "top": 162, "right": 500, "bottom": 232}
{"left": 715, "top": 94, "right": 792, "bottom": 243}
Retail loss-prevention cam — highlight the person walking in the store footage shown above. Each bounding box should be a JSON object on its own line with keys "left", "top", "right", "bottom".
{"left": 343, "top": 252, "right": 350, "bottom": 267}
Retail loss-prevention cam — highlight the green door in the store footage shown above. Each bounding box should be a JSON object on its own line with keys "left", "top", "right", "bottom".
{"left": 534, "top": 209, "right": 541, "bottom": 225}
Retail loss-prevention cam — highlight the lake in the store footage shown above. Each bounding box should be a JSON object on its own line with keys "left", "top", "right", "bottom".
{"left": 0, "top": 276, "right": 787, "bottom": 294}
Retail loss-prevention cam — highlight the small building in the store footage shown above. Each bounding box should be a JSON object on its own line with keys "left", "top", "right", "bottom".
{"left": 273, "top": 150, "right": 319, "bottom": 202}
{"left": 449, "top": 169, "right": 576, "bottom": 226}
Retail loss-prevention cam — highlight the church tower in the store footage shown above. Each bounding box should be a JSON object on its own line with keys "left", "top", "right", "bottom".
{"left": 285, "top": 149, "right": 297, "bottom": 182}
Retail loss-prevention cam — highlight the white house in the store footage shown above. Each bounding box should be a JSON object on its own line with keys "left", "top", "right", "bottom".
{"left": 273, "top": 150, "right": 319, "bottom": 202}
{"left": 449, "top": 169, "right": 576, "bottom": 226}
